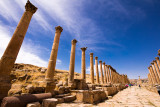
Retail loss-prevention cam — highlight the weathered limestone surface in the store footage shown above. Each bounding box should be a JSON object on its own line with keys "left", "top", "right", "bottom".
{"left": 27, "top": 102, "right": 41, "bottom": 107}
{"left": 81, "top": 47, "right": 87, "bottom": 82}
{"left": 0, "top": 0, "right": 37, "bottom": 100}
{"left": 68, "top": 39, "right": 77, "bottom": 86}
{"left": 148, "top": 66, "right": 157, "bottom": 84}
{"left": 45, "top": 26, "right": 63, "bottom": 93}
{"left": 153, "top": 60, "right": 160, "bottom": 79}
{"left": 95, "top": 57, "right": 100, "bottom": 84}
{"left": 103, "top": 62, "right": 107, "bottom": 84}
{"left": 151, "top": 62, "right": 160, "bottom": 84}
{"left": 42, "top": 98, "right": 58, "bottom": 107}
{"left": 90, "top": 53, "right": 94, "bottom": 84}
{"left": 99, "top": 61, "right": 104, "bottom": 84}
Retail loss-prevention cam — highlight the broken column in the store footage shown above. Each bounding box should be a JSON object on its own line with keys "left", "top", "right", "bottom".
{"left": 45, "top": 26, "right": 63, "bottom": 93}
{"left": 103, "top": 62, "right": 107, "bottom": 84}
{"left": 68, "top": 39, "right": 77, "bottom": 86}
{"left": 90, "top": 53, "right": 94, "bottom": 84}
{"left": 81, "top": 47, "right": 87, "bottom": 82}
{"left": 151, "top": 62, "right": 160, "bottom": 84}
{"left": 95, "top": 57, "right": 100, "bottom": 84}
{"left": 0, "top": 0, "right": 37, "bottom": 100}
{"left": 99, "top": 60, "right": 104, "bottom": 84}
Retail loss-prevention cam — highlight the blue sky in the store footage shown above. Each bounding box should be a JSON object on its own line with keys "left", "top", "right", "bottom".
{"left": 0, "top": 0, "right": 160, "bottom": 79}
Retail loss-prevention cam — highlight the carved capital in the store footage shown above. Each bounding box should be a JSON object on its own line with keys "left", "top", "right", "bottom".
{"left": 90, "top": 53, "right": 93, "bottom": 56}
{"left": 99, "top": 60, "right": 102, "bottom": 63}
{"left": 158, "top": 49, "right": 160, "bottom": 56}
{"left": 95, "top": 56, "right": 98, "bottom": 60}
{"left": 25, "top": 0, "right": 37, "bottom": 14}
{"left": 151, "top": 62, "right": 154, "bottom": 65}
{"left": 55, "top": 26, "right": 63, "bottom": 32}
{"left": 81, "top": 47, "right": 87, "bottom": 51}
{"left": 155, "top": 57, "right": 159, "bottom": 60}
{"left": 71, "top": 39, "right": 77, "bottom": 45}
{"left": 103, "top": 62, "right": 105, "bottom": 65}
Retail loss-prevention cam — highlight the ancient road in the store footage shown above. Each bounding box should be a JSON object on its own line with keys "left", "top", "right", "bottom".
{"left": 57, "top": 86, "right": 160, "bottom": 107}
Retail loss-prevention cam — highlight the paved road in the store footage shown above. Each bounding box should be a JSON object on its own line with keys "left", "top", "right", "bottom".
{"left": 57, "top": 86, "right": 160, "bottom": 107}
{"left": 99, "top": 86, "right": 160, "bottom": 107}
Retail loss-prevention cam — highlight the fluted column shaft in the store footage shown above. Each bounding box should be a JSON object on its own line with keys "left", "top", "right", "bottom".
{"left": 68, "top": 39, "right": 77, "bottom": 84}
{"left": 81, "top": 47, "right": 87, "bottom": 82}
{"left": 0, "top": 1, "right": 37, "bottom": 100}
{"left": 155, "top": 57, "right": 160, "bottom": 71}
{"left": 90, "top": 53, "right": 94, "bottom": 84}
{"left": 148, "top": 66, "right": 157, "bottom": 84}
{"left": 99, "top": 61, "right": 104, "bottom": 84}
{"left": 103, "top": 62, "right": 107, "bottom": 84}
{"left": 151, "top": 62, "right": 160, "bottom": 84}
{"left": 153, "top": 60, "right": 160, "bottom": 79}
{"left": 95, "top": 57, "right": 99, "bottom": 84}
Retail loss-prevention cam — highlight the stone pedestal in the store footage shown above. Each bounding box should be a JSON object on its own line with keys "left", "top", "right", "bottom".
{"left": 45, "top": 26, "right": 63, "bottom": 93}
{"left": 0, "top": 1, "right": 37, "bottom": 100}
{"left": 95, "top": 57, "right": 99, "bottom": 84}
{"left": 90, "top": 53, "right": 94, "bottom": 84}
{"left": 81, "top": 47, "right": 87, "bottom": 82}
{"left": 68, "top": 39, "right": 77, "bottom": 87}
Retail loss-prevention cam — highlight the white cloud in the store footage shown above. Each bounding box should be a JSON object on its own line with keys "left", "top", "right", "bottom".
{"left": 86, "top": 64, "right": 102, "bottom": 75}
{"left": 0, "top": 24, "right": 62, "bottom": 67}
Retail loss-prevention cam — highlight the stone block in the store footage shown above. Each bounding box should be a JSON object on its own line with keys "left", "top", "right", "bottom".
{"left": 42, "top": 98, "right": 58, "bottom": 107}
{"left": 56, "top": 98, "right": 64, "bottom": 103}
{"left": 63, "top": 95, "right": 76, "bottom": 102}
{"left": 58, "top": 86, "right": 65, "bottom": 94}
{"left": 27, "top": 102, "right": 41, "bottom": 107}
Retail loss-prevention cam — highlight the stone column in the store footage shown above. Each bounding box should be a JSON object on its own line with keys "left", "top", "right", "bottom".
{"left": 0, "top": 0, "right": 37, "bottom": 100}
{"left": 148, "top": 73, "right": 153, "bottom": 85}
{"left": 90, "top": 53, "right": 94, "bottom": 84}
{"left": 153, "top": 60, "right": 160, "bottom": 79}
{"left": 151, "top": 62, "right": 160, "bottom": 84}
{"left": 107, "top": 65, "right": 111, "bottom": 83}
{"left": 103, "top": 62, "right": 107, "bottom": 84}
{"left": 148, "top": 66, "right": 157, "bottom": 84}
{"left": 81, "top": 47, "right": 87, "bottom": 82}
{"left": 155, "top": 57, "right": 160, "bottom": 69}
{"left": 95, "top": 57, "right": 100, "bottom": 84}
{"left": 68, "top": 39, "right": 77, "bottom": 85}
{"left": 45, "top": 26, "right": 63, "bottom": 93}
{"left": 99, "top": 60, "right": 104, "bottom": 84}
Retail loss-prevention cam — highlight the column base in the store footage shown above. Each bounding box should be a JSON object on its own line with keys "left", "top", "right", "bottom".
{"left": 43, "top": 79, "right": 56, "bottom": 95}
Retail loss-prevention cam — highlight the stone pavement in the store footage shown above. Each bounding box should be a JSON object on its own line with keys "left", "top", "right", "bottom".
{"left": 57, "top": 86, "right": 160, "bottom": 107}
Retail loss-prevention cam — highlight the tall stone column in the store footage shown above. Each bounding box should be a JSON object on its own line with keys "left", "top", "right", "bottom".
{"left": 148, "top": 66, "right": 157, "bottom": 84}
{"left": 99, "top": 61, "right": 104, "bottom": 84}
{"left": 103, "top": 62, "right": 107, "bottom": 84}
{"left": 0, "top": 0, "right": 37, "bottom": 100}
{"left": 90, "top": 53, "right": 94, "bottom": 84}
{"left": 153, "top": 60, "right": 160, "bottom": 79}
{"left": 106, "top": 65, "right": 111, "bottom": 83}
{"left": 81, "top": 47, "right": 87, "bottom": 82}
{"left": 95, "top": 57, "right": 100, "bottom": 84}
{"left": 155, "top": 57, "right": 160, "bottom": 69}
{"left": 151, "top": 62, "right": 160, "bottom": 84}
{"left": 45, "top": 26, "right": 63, "bottom": 93}
{"left": 148, "top": 73, "right": 153, "bottom": 85}
{"left": 68, "top": 39, "right": 77, "bottom": 86}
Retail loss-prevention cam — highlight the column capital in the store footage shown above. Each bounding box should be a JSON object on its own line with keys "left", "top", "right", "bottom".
{"left": 55, "top": 26, "right": 63, "bottom": 32}
{"left": 90, "top": 53, "right": 93, "bottom": 56}
{"left": 25, "top": 0, "right": 37, "bottom": 14}
{"left": 81, "top": 47, "right": 87, "bottom": 51}
{"left": 71, "top": 39, "right": 77, "bottom": 44}
{"left": 153, "top": 60, "right": 157, "bottom": 63}
{"left": 148, "top": 66, "right": 150, "bottom": 69}
{"left": 151, "top": 62, "right": 154, "bottom": 65}
{"left": 95, "top": 56, "right": 98, "bottom": 60}
{"left": 99, "top": 60, "right": 102, "bottom": 63}
{"left": 103, "top": 62, "right": 105, "bottom": 65}
{"left": 155, "top": 57, "right": 159, "bottom": 60}
{"left": 158, "top": 49, "right": 160, "bottom": 56}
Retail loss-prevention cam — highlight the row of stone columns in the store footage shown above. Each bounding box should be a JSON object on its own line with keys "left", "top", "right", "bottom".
{"left": 147, "top": 50, "right": 160, "bottom": 85}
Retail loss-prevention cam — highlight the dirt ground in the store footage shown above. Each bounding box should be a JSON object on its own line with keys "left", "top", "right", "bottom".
{"left": 57, "top": 86, "right": 160, "bottom": 107}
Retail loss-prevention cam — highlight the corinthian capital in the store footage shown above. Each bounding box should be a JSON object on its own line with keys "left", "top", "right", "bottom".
{"left": 25, "top": 0, "right": 37, "bottom": 14}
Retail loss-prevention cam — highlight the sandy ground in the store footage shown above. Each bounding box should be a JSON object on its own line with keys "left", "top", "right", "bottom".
{"left": 57, "top": 86, "right": 160, "bottom": 107}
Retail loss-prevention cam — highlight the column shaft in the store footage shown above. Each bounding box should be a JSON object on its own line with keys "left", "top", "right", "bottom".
{"left": 81, "top": 47, "right": 87, "bottom": 81}
{"left": 153, "top": 60, "right": 160, "bottom": 80}
{"left": 103, "top": 62, "right": 107, "bottom": 84}
{"left": 99, "top": 61, "right": 104, "bottom": 84}
{"left": 95, "top": 57, "right": 99, "bottom": 84}
{"left": 151, "top": 63, "right": 160, "bottom": 84}
{"left": 90, "top": 53, "right": 94, "bottom": 84}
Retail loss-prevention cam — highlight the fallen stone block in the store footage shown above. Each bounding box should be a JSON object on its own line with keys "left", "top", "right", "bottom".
{"left": 26, "top": 102, "right": 41, "bottom": 107}
{"left": 42, "top": 98, "right": 58, "bottom": 107}
{"left": 63, "top": 95, "right": 76, "bottom": 102}
{"left": 56, "top": 98, "right": 64, "bottom": 103}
